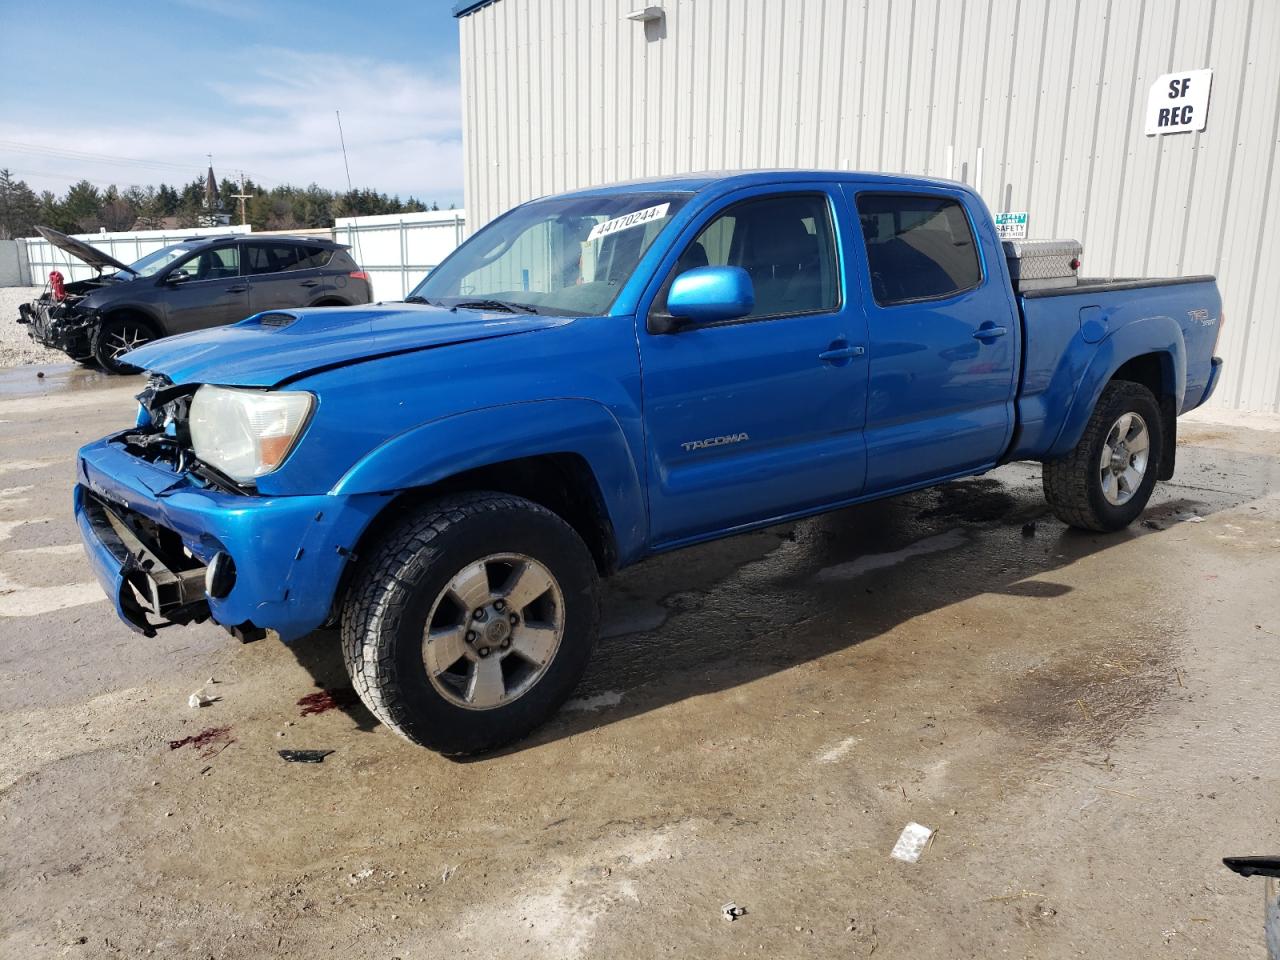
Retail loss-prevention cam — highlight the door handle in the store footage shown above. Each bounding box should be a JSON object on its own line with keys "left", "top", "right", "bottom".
{"left": 225, "top": 285, "right": 247, "bottom": 293}
{"left": 819, "top": 344, "right": 866, "bottom": 362}
{"left": 299, "top": 279, "right": 320, "bottom": 287}
{"left": 972, "top": 325, "right": 1008, "bottom": 340}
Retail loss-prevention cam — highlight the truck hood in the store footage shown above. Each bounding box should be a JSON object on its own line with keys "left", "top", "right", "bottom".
{"left": 123, "top": 303, "right": 573, "bottom": 387}
{"left": 34, "top": 225, "right": 134, "bottom": 274}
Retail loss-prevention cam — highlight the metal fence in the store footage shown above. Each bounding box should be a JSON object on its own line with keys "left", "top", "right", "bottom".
{"left": 14, "top": 213, "right": 467, "bottom": 303}
{"left": 334, "top": 210, "right": 467, "bottom": 301}
{"left": 20, "top": 225, "right": 252, "bottom": 285}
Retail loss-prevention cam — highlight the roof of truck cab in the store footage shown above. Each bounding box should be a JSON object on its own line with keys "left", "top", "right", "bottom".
{"left": 551, "top": 169, "right": 970, "bottom": 199}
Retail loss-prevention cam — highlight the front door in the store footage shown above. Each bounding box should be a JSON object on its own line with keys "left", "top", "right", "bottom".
{"left": 843, "top": 187, "right": 1018, "bottom": 491}
{"left": 162, "top": 243, "right": 248, "bottom": 334}
{"left": 638, "top": 187, "right": 869, "bottom": 546}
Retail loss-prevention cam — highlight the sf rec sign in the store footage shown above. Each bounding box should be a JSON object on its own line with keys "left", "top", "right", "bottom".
{"left": 1145, "top": 68, "right": 1213, "bottom": 135}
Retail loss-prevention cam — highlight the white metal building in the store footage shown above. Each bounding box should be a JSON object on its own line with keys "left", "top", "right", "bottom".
{"left": 454, "top": 0, "right": 1280, "bottom": 412}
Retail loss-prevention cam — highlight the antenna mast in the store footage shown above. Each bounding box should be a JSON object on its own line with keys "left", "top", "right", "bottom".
{"left": 336, "top": 110, "right": 354, "bottom": 192}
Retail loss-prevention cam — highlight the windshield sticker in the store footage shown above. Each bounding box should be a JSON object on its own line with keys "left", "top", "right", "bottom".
{"left": 586, "top": 203, "right": 671, "bottom": 242}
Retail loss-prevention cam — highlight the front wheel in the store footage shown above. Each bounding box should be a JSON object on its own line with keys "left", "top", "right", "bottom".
{"left": 94, "top": 316, "right": 155, "bottom": 374}
{"left": 1043, "top": 380, "right": 1164, "bottom": 532}
{"left": 341, "top": 492, "right": 600, "bottom": 755}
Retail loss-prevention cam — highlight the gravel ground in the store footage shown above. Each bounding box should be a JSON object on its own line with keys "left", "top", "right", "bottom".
{"left": 0, "top": 285, "right": 68, "bottom": 368}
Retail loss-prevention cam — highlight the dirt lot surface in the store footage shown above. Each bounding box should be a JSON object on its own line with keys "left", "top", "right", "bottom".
{"left": 2, "top": 363, "right": 1278, "bottom": 959}
{"left": 0, "top": 286, "right": 66, "bottom": 367}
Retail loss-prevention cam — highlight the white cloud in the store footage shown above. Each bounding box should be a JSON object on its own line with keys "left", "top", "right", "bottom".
{"left": 0, "top": 48, "right": 463, "bottom": 205}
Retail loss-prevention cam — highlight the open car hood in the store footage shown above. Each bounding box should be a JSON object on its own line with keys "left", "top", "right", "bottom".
{"left": 34, "top": 225, "right": 133, "bottom": 274}
{"left": 121, "top": 303, "right": 572, "bottom": 387}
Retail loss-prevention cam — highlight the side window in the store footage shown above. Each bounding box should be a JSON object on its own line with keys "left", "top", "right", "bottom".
{"left": 855, "top": 193, "right": 982, "bottom": 305}
{"left": 673, "top": 193, "right": 839, "bottom": 320}
{"left": 291, "top": 245, "right": 334, "bottom": 270}
{"left": 244, "top": 244, "right": 300, "bottom": 275}
{"left": 170, "top": 245, "right": 239, "bottom": 280}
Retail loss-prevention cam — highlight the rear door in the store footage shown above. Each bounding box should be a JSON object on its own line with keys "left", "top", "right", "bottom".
{"left": 244, "top": 241, "right": 323, "bottom": 312}
{"left": 637, "top": 185, "right": 870, "bottom": 545}
{"left": 161, "top": 243, "right": 248, "bottom": 333}
{"left": 842, "top": 186, "right": 1018, "bottom": 491}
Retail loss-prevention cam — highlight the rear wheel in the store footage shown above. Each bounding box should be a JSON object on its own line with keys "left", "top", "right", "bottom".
{"left": 94, "top": 316, "right": 155, "bottom": 374}
{"left": 341, "top": 492, "right": 600, "bottom": 755}
{"left": 1043, "top": 380, "right": 1164, "bottom": 532}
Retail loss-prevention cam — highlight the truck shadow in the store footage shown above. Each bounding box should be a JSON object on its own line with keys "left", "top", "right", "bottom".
{"left": 281, "top": 439, "right": 1274, "bottom": 757}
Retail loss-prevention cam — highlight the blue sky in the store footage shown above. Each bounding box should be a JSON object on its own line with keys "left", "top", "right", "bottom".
{"left": 0, "top": 0, "right": 464, "bottom": 205}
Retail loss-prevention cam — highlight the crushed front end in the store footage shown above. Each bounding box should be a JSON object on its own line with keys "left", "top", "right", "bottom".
{"left": 75, "top": 377, "right": 384, "bottom": 642}
{"left": 17, "top": 289, "right": 99, "bottom": 360}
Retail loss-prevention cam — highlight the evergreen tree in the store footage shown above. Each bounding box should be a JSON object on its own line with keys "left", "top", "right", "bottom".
{"left": 0, "top": 169, "right": 40, "bottom": 239}
{"left": 60, "top": 180, "right": 103, "bottom": 232}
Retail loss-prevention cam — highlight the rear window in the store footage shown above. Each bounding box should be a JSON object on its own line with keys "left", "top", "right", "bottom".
{"left": 855, "top": 194, "right": 982, "bottom": 305}
{"left": 292, "top": 245, "right": 334, "bottom": 270}
{"left": 244, "top": 244, "right": 292, "bottom": 274}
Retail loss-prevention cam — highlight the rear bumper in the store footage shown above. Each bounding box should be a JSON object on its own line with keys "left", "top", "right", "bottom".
{"left": 1197, "top": 356, "right": 1225, "bottom": 408}
{"left": 76, "top": 434, "right": 384, "bottom": 641}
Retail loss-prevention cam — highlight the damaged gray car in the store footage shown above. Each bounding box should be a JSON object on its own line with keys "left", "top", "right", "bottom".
{"left": 17, "top": 227, "right": 373, "bottom": 373}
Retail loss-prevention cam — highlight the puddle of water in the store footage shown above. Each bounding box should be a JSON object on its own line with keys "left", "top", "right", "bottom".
{"left": 600, "top": 604, "right": 668, "bottom": 639}
{"left": 813, "top": 529, "right": 967, "bottom": 582}
{"left": 0, "top": 363, "right": 135, "bottom": 398}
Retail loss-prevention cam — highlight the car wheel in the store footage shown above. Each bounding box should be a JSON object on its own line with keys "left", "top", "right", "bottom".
{"left": 94, "top": 316, "right": 155, "bottom": 374}
{"left": 1043, "top": 380, "right": 1164, "bottom": 532}
{"left": 341, "top": 491, "right": 600, "bottom": 755}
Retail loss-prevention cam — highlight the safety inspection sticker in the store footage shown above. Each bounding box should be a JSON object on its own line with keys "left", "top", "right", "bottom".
{"left": 587, "top": 203, "right": 670, "bottom": 242}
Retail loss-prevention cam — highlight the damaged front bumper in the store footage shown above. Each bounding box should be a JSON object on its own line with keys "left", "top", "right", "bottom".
{"left": 18, "top": 299, "right": 96, "bottom": 358}
{"left": 75, "top": 433, "right": 384, "bottom": 641}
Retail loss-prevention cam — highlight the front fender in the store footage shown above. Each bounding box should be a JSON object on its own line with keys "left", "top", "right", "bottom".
{"left": 330, "top": 399, "right": 649, "bottom": 564}
{"left": 1046, "top": 314, "right": 1186, "bottom": 459}
{"left": 102, "top": 301, "right": 165, "bottom": 332}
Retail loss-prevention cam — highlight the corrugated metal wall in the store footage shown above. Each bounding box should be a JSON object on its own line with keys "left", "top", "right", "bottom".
{"left": 458, "top": 0, "right": 1280, "bottom": 411}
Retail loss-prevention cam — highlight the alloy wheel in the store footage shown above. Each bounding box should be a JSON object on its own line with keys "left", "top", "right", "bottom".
{"left": 422, "top": 553, "right": 565, "bottom": 710}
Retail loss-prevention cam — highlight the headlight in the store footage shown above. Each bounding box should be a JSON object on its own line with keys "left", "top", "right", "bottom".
{"left": 188, "top": 386, "right": 314, "bottom": 482}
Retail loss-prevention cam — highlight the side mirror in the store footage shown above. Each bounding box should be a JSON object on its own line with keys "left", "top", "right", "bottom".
{"left": 165, "top": 272, "right": 191, "bottom": 285}
{"left": 663, "top": 266, "right": 755, "bottom": 328}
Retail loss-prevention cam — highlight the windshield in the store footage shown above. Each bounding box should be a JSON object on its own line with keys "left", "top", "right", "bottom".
{"left": 123, "top": 243, "right": 201, "bottom": 278}
{"left": 410, "top": 193, "right": 689, "bottom": 316}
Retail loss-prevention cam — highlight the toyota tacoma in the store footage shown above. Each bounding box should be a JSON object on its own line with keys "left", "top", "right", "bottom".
{"left": 72, "top": 171, "right": 1224, "bottom": 754}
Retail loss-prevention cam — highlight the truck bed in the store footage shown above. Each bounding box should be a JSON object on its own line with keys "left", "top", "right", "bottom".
{"left": 1009, "top": 274, "right": 1222, "bottom": 462}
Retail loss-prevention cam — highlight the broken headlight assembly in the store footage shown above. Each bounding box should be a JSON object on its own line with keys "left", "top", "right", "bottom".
{"left": 188, "top": 385, "right": 314, "bottom": 482}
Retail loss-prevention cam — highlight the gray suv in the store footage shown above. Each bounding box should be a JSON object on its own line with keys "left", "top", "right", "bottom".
{"left": 17, "top": 227, "right": 374, "bottom": 372}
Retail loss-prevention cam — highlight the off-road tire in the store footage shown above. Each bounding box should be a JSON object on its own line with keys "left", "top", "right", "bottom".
{"left": 94, "top": 316, "right": 155, "bottom": 374}
{"left": 1043, "top": 380, "right": 1164, "bottom": 532}
{"left": 341, "top": 492, "right": 600, "bottom": 755}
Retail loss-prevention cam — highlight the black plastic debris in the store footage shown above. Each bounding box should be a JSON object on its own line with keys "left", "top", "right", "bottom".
{"left": 1225, "top": 856, "right": 1280, "bottom": 879}
{"left": 278, "top": 749, "right": 334, "bottom": 764}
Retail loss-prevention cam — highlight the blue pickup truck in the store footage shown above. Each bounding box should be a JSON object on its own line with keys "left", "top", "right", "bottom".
{"left": 75, "top": 170, "right": 1223, "bottom": 754}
